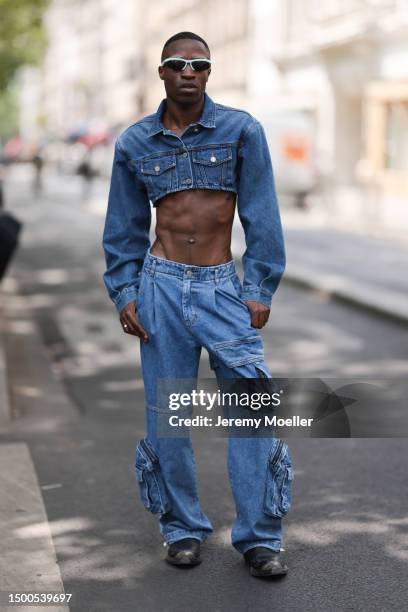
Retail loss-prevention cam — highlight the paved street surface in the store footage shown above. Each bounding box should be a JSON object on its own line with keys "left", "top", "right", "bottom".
{"left": 1, "top": 165, "right": 408, "bottom": 612}
{"left": 283, "top": 217, "right": 408, "bottom": 323}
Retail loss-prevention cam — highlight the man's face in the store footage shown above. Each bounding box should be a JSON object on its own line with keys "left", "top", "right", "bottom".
{"left": 159, "top": 38, "right": 211, "bottom": 104}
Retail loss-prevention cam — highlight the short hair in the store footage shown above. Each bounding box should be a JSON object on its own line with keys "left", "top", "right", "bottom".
{"left": 161, "top": 32, "right": 210, "bottom": 60}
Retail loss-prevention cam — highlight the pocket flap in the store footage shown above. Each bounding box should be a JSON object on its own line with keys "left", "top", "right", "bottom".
{"left": 192, "top": 147, "right": 232, "bottom": 166}
{"left": 141, "top": 155, "right": 176, "bottom": 175}
{"left": 135, "top": 438, "right": 158, "bottom": 471}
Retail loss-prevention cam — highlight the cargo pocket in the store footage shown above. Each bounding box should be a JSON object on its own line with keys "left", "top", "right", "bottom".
{"left": 135, "top": 438, "right": 171, "bottom": 515}
{"left": 263, "top": 440, "right": 294, "bottom": 518}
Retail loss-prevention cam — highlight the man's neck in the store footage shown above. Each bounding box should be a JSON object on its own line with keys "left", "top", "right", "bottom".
{"left": 162, "top": 95, "right": 205, "bottom": 131}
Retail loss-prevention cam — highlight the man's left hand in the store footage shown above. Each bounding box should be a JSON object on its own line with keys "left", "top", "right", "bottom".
{"left": 244, "top": 300, "right": 270, "bottom": 329}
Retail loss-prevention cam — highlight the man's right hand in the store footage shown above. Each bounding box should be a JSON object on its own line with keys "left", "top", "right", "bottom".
{"left": 119, "top": 300, "right": 149, "bottom": 342}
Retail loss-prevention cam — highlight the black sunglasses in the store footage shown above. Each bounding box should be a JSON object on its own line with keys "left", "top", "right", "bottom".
{"left": 160, "top": 57, "right": 212, "bottom": 72}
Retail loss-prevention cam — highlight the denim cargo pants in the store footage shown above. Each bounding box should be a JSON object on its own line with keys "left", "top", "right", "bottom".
{"left": 135, "top": 249, "right": 294, "bottom": 554}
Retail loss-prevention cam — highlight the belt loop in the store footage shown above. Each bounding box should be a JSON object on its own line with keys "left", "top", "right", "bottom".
{"left": 214, "top": 268, "right": 219, "bottom": 284}
{"left": 150, "top": 256, "right": 157, "bottom": 277}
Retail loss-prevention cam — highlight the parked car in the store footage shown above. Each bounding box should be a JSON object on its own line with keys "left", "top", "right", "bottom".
{"left": 258, "top": 110, "right": 318, "bottom": 208}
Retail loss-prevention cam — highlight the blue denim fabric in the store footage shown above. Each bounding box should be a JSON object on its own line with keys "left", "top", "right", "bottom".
{"left": 102, "top": 92, "right": 286, "bottom": 314}
{"left": 134, "top": 250, "right": 294, "bottom": 553}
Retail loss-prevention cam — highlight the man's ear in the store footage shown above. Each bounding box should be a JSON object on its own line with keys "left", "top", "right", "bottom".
{"left": 158, "top": 66, "right": 164, "bottom": 81}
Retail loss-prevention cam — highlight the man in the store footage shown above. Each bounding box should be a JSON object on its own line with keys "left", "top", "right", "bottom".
{"left": 102, "top": 31, "right": 294, "bottom": 578}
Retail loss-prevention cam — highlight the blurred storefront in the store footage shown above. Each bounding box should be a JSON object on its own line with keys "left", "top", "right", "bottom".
{"left": 263, "top": 0, "right": 408, "bottom": 229}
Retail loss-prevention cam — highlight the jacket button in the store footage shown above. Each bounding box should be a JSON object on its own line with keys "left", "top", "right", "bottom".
{"left": 183, "top": 152, "right": 188, "bottom": 158}
{"left": 154, "top": 165, "right": 160, "bottom": 172}
{"left": 210, "top": 155, "right": 216, "bottom": 162}
{"left": 185, "top": 178, "right": 192, "bottom": 184}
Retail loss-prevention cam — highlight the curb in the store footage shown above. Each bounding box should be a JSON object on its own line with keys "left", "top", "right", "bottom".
{"left": 0, "top": 295, "right": 10, "bottom": 424}
{"left": 283, "top": 270, "right": 408, "bottom": 327}
{"left": 0, "top": 444, "right": 67, "bottom": 606}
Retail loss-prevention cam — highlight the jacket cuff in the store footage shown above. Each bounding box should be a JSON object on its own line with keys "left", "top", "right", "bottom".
{"left": 240, "top": 286, "right": 272, "bottom": 308}
{"left": 114, "top": 286, "right": 139, "bottom": 314}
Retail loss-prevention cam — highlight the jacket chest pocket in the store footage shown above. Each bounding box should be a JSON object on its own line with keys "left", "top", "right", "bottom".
{"left": 192, "top": 147, "right": 233, "bottom": 187}
{"left": 140, "top": 154, "right": 176, "bottom": 200}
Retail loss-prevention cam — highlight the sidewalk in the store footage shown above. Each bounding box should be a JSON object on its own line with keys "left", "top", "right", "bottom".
{"left": 0, "top": 276, "right": 77, "bottom": 607}
{"left": 281, "top": 209, "right": 408, "bottom": 324}
{"left": 0, "top": 444, "right": 68, "bottom": 612}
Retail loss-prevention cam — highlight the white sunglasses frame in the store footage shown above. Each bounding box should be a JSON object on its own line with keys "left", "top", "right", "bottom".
{"left": 160, "top": 57, "right": 213, "bottom": 71}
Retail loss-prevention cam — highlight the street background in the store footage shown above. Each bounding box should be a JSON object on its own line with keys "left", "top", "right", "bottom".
{"left": 1, "top": 1, "right": 408, "bottom": 611}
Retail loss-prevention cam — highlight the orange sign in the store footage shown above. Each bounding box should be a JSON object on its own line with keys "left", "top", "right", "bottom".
{"left": 281, "top": 133, "right": 309, "bottom": 163}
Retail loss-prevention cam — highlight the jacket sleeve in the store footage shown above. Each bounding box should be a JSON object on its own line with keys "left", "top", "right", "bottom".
{"left": 102, "top": 138, "right": 151, "bottom": 314}
{"left": 236, "top": 119, "right": 286, "bottom": 308}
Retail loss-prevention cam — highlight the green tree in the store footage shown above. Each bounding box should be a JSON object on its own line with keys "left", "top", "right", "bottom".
{"left": 0, "top": 0, "right": 49, "bottom": 93}
{"left": 0, "top": 84, "right": 18, "bottom": 138}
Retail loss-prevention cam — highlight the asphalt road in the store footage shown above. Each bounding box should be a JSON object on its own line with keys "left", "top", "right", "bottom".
{"left": 1, "top": 167, "right": 408, "bottom": 612}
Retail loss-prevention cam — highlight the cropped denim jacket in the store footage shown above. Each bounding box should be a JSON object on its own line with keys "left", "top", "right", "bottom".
{"left": 102, "top": 92, "right": 286, "bottom": 313}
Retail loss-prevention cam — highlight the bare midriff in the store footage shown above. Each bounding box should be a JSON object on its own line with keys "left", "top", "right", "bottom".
{"left": 150, "top": 189, "right": 236, "bottom": 266}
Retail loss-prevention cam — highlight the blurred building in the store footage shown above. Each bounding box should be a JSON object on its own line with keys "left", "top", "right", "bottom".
{"left": 19, "top": 0, "right": 144, "bottom": 142}
{"left": 264, "top": 0, "right": 408, "bottom": 226}
{"left": 133, "top": 0, "right": 408, "bottom": 226}
{"left": 18, "top": 0, "right": 408, "bottom": 229}
{"left": 140, "top": 0, "right": 250, "bottom": 110}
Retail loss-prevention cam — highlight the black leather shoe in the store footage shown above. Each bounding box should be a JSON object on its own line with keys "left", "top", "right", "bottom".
{"left": 165, "top": 538, "right": 202, "bottom": 567}
{"left": 244, "top": 547, "right": 288, "bottom": 577}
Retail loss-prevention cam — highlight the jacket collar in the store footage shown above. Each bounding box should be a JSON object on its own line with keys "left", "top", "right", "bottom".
{"left": 147, "top": 92, "right": 216, "bottom": 137}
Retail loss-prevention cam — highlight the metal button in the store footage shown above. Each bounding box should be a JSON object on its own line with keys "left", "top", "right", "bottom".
{"left": 188, "top": 237, "right": 196, "bottom": 244}
{"left": 186, "top": 270, "right": 193, "bottom": 277}
{"left": 193, "top": 127, "right": 199, "bottom": 132}
{"left": 182, "top": 152, "right": 188, "bottom": 158}
{"left": 185, "top": 178, "right": 192, "bottom": 184}
{"left": 210, "top": 155, "right": 216, "bottom": 162}
{"left": 154, "top": 165, "right": 160, "bottom": 172}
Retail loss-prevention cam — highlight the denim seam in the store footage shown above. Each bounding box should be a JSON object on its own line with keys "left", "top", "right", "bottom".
{"left": 151, "top": 185, "right": 237, "bottom": 207}
{"left": 133, "top": 141, "right": 240, "bottom": 161}
{"left": 146, "top": 402, "right": 191, "bottom": 415}
{"left": 189, "top": 439, "right": 202, "bottom": 506}
{"left": 238, "top": 542, "right": 282, "bottom": 555}
{"left": 243, "top": 118, "right": 260, "bottom": 139}
{"left": 225, "top": 355, "right": 265, "bottom": 369}
{"left": 192, "top": 148, "right": 232, "bottom": 165}
{"left": 164, "top": 529, "right": 209, "bottom": 545}
{"left": 148, "top": 270, "right": 236, "bottom": 282}
{"left": 213, "top": 334, "right": 259, "bottom": 350}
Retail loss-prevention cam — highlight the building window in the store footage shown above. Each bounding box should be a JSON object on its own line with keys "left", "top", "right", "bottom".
{"left": 364, "top": 80, "right": 408, "bottom": 192}
{"left": 385, "top": 101, "right": 408, "bottom": 172}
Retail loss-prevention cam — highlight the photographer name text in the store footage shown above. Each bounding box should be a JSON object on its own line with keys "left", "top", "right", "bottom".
{"left": 168, "top": 415, "right": 313, "bottom": 428}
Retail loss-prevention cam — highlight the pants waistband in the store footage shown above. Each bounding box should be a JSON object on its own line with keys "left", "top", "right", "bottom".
{"left": 143, "top": 248, "right": 236, "bottom": 281}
